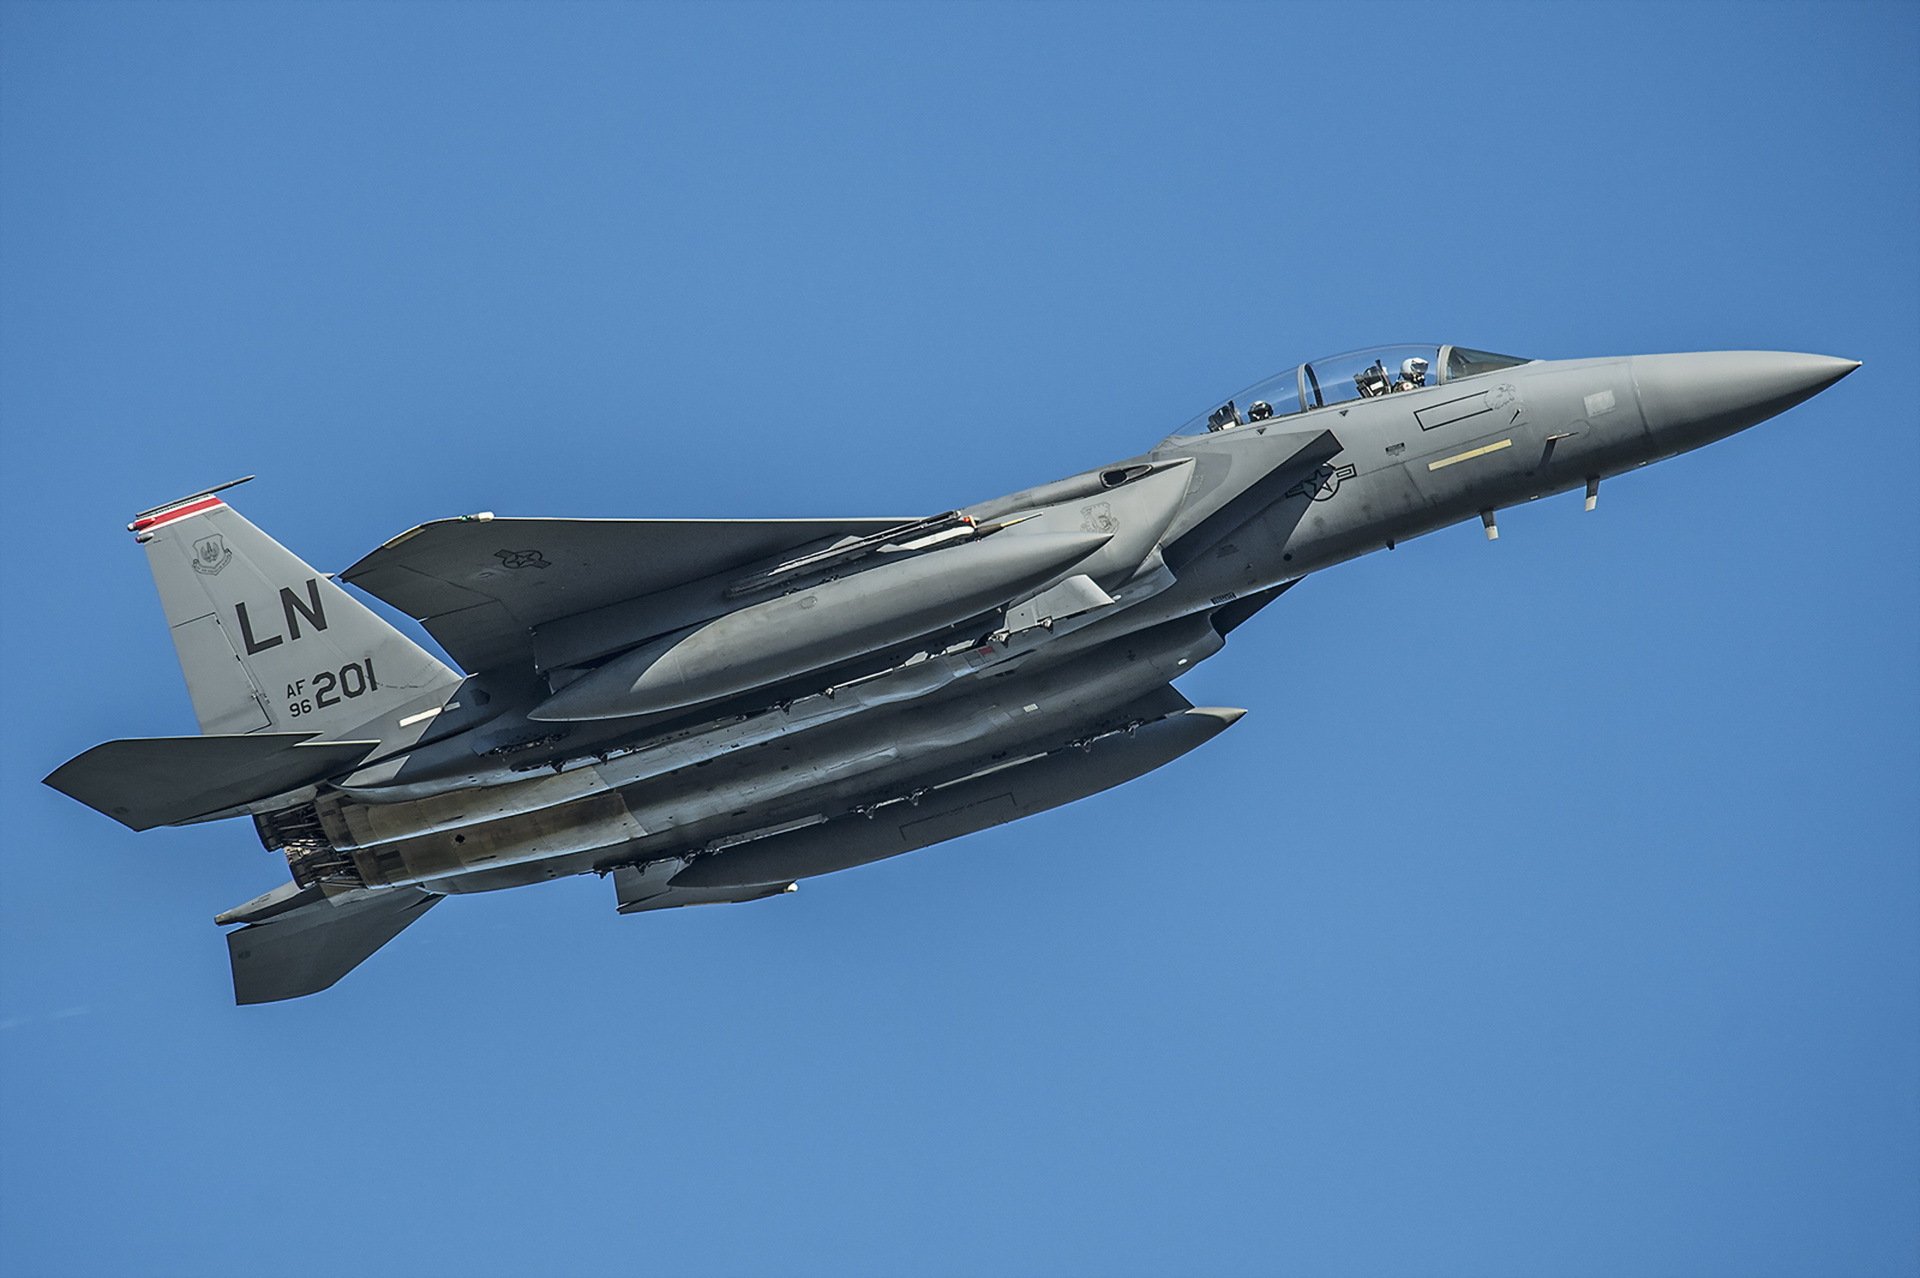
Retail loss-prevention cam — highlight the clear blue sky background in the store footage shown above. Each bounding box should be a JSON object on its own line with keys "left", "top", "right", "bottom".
{"left": 3, "top": 3, "right": 1915, "bottom": 1275}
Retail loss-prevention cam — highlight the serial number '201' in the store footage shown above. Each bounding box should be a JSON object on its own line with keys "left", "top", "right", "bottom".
{"left": 287, "top": 659, "right": 377, "bottom": 716}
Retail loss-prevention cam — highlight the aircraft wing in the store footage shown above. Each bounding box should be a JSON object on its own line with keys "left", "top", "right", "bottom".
{"left": 341, "top": 516, "right": 915, "bottom": 673}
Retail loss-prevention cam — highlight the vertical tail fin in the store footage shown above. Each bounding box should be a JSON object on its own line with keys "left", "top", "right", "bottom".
{"left": 132, "top": 483, "right": 462, "bottom": 738}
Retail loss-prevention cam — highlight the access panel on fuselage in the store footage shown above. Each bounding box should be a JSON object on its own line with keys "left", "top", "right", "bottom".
{"left": 1403, "top": 374, "right": 1537, "bottom": 506}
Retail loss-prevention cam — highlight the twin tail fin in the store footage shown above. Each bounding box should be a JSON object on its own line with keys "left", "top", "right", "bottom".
{"left": 130, "top": 480, "right": 462, "bottom": 739}
{"left": 46, "top": 482, "right": 465, "bottom": 831}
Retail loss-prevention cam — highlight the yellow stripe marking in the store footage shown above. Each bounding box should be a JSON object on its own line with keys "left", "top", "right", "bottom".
{"left": 1428, "top": 438, "right": 1514, "bottom": 471}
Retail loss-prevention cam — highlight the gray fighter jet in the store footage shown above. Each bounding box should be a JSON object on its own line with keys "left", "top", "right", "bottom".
{"left": 46, "top": 344, "right": 1858, "bottom": 1002}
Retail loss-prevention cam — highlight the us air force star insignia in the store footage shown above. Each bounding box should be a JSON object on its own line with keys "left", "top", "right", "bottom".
{"left": 1285, "top": 463, "right": 1358, "bottom": 503}
{"left": 191, "top": 534, "right": 232, "bottom": 575}
{"left": 494, "top": 549, "right": 551, "bottom": 570}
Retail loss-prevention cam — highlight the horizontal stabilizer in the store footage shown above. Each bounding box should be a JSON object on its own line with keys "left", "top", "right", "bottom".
{"left": 45, "top": 734, "right": 378, "bottom": 831}
{"left": 224, "top": 886, "right": 440, "bottom": 1004}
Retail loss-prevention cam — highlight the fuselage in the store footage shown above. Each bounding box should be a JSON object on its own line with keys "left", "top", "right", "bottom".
{"left": 260, "top": 347, "right": 1857, "bottom": 902}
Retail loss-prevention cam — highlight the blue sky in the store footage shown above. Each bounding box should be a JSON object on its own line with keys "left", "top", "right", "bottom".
{"left": 2, "top": 2, "right": 1915, "bottom": 1275}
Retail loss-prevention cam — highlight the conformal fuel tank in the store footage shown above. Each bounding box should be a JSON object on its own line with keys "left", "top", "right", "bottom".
{"left": 666, "top": 705, "right": 1246, "bottom": 890}
{"left": 531, "top": 529, "right": 1111, "bottom": 721}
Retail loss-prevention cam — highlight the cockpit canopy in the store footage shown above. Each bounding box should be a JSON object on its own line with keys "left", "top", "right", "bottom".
{"left": 1172, "top": 344, "right": 1531, "bottom": 435}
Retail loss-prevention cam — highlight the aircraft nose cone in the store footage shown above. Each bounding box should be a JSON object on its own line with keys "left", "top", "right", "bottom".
{"left": 1632, "top": 351, "right": 1859, "bottom": 445}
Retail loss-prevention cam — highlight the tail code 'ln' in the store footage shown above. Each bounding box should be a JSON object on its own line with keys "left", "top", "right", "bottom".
{"left": 132, "top": 489, "right": 461, "bottom": 739}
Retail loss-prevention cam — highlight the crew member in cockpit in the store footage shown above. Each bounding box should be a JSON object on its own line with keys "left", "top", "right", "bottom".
{"left": 1355, "top": 360, "right": 1393, "bottom": 398}
{"left": 1394, "top": 356, "right": 1430, "bottom": 392}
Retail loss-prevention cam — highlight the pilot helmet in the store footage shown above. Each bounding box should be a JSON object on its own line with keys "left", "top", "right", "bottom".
{"left": 1401, "top": 357, "right": 1430, "bottom": 383}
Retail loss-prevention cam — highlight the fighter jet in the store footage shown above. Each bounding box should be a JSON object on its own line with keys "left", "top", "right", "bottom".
{"left": 46, "top": 344, "right": 1858, "bottom": 1002}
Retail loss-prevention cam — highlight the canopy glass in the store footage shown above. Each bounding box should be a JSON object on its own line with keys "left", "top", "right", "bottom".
{"left": 1171, "top": 344, "right": 1531, "bottom": 435}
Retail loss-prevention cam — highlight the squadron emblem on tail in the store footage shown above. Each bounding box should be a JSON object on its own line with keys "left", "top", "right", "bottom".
{"left": 191, "top": 534, "right": 231, "bottom": 575}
